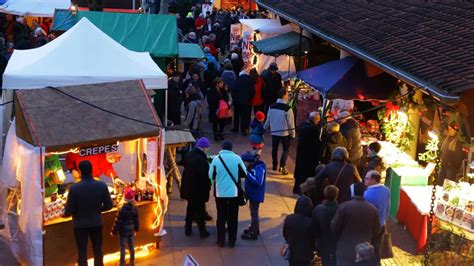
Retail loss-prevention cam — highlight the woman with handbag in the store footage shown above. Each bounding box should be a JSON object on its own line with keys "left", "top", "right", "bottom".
{"left": 282, "top": 195, "right": 315, "bottom": 266}
{"left": 207, "top": 78, "right": 231, "bottom": 141}
{"left": 209, "top": 140, "right": 247, "bottom": 248}
{"left": 315, "top": 147, "right": 362, "bottom": 205}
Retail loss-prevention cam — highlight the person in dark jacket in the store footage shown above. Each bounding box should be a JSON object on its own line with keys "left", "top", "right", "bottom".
{"left": 240, "top": 151, "right": 266, "bottom": 240}
{"left": 184, "top": 72, "right": 206, "bottom": 98}
{"left": 262, "top": 63, "right": 282, "bottom": 115}
{"left": 331, "top": 182, "right": 380, "bottom": 266}
{"left": 167, "top": 72, "right": 184, "bottom": 125}
{"left": 315, "top": 147, "right": 361, "bottom": 205}
{"left": 204, "top": 60, "right": 219, "bottom": 92}
{"left": 111, "top": 188, "right": 139, "bottom": 266}
{"left": 180, "top": 137, "right": 212, "bottom": 237}
{"left": 362, "top": 142, "right": 387, "bottom": 178}
{"left": 438, "top": 121, "right": 466, "bottom": 185}
{"left": 339, "top": 111, "right": 363, "bottom": 165}
{"left": 301, "top": 164, "right": 326, "bottom": 206}
{"left": 221, "top": 63, "right": 237, "bottom": 90}
{"left": 321, "top": 122, "right": 347, "bottom": 164}
{"left": 294, "top": 111, "right": 322, "bottom": 194}
{"left": 207, "top": 78, "right": 230, "bottom": 141}
{"left": 283, "top": 195, "right": 315, "bottom": 266}
{"left": 231, "top": 70, "right": 255, "bottom": 134}
{"left": 64, "top": 160, "right": 113, "bottom": 266}
{"left": 312, "top": 185, "right": 339, "bottom": 266}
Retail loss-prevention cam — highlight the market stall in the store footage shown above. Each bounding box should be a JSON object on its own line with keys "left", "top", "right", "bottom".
{"left": 397, "top": 181, "right": 474, "bottom": 252}
{"left": 237, "top": 19, "right": 297, "bottom": 79}
{"left": 0, "top": 80, "right": 167, "bottom": 265}
{"left": 1, "top": 17, "right": 168, "bottom": 158}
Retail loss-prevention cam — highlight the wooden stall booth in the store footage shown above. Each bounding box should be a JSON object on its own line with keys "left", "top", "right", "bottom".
{"left": 3, "top": 80, "right": 166, "bottom": 265}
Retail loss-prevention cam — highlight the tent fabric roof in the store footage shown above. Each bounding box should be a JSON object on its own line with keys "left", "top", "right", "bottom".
{"left": 3, "top": 18, "right": 167, "bottom": 90}
{"left": 239, "top": 19, "right": 292, "bottom": 34}
{"left": 252, "top": 31, "right": 311, "bottom": 56}
{"left": 0, "top": 0, "right": 69, "bottom": 17}
{"left": 77, "top": 11, "right": 178, "bottom": 57}
{"left": 14, "top": 80, "right": 161, "bottom": 151}
{"left": 297, "top": 57, "right": 397, "bottom": 101}
{"left": 256, "top": 0, "right": 474, "bottom": 99}
{"left": 178, "top": 43, "right": 204, "bottom": 59}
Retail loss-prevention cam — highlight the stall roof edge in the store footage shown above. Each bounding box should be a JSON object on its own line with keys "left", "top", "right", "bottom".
{"left": 256, "top": 0, "right": 474, "bottom": 102}
{"left": 14, "top": 80, "right": 162, "bottom": 150}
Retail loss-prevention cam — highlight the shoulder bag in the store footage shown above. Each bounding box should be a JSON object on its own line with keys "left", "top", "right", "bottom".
{"left": 321, "top": 163, "right": 347, "bottom": 196}
{"left": 218, "top": 156, "right": 247, "bottom": 206}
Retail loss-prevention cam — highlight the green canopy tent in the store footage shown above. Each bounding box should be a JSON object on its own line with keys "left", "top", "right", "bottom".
{"left": 252, "top": 31, "right": 311, "bottom": 57}
{"left": 52, "top": 10, "right": 178, "bottom": 58}
{"left": 178, "top": 43, "right": 205, "bottom": 59}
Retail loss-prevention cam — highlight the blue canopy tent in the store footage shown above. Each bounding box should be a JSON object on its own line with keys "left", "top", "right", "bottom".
{"left": 297, "top": 57, "right": 397, "bottom": 101}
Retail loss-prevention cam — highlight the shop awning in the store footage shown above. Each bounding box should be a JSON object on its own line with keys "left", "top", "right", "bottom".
{"left": 252, "top": 31, "right": 311, "bottom": 57}
{"left": 14, "top": 80, "right": 161, "bottom": 151}
{"left": 76, "top": 11, "right": 178, "bottom": 57}
{"left": 297, "top": 57, "right": 397, "bottom": 101}
{"left": 178, "top": 43, "right": 205, "bottom": 59}
{"left": 0, "top": 0, "right": 70, "bottom": 17}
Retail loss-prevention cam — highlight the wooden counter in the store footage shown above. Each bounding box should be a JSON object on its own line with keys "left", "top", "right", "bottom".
{"left": 44, "top": 201, "right": 158, "bottom": 266}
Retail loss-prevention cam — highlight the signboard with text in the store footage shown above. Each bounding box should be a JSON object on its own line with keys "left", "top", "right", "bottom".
{"left": 230, "top": 24, "right": 241, "bottom": 49}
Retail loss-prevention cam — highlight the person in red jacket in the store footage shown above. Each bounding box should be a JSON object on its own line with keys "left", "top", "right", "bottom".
{"left": 66, "top": 152, "right": 123, "bottom": 185}
{"left": 194, "top": 14, "right": 206, "bottom": 31}
{"left": 249, "top": 68, "right": 264, "bottom": 114}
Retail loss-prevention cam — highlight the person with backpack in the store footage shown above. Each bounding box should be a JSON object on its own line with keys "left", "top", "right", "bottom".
{"left": 240, "top": 151, "right": 266, "bottom": 240}
{"left": 207, "top": 78, "right": 231, "bottom": 141}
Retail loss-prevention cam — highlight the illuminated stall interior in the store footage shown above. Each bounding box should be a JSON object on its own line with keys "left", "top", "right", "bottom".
{"left": 2, "top": 80, "right": 166, "bottom": 265}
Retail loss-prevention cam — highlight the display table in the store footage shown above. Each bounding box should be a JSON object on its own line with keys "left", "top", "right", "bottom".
{"left": 385, "top": 167, "right": 429, "bottom": 217}
{"left": 396, "top": 186, "right": 436, "bottom": 252}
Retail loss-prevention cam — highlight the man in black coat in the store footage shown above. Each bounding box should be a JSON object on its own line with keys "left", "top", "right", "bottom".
{"left": 180, "top": 137, "right": 211, "bottom": 237}
{"left": 293, "top": 111, "right": 322, "bottom": 194}
{"left": 262, "top": 63, "right": 282, "bottom": 115}
{"left": 231, "top": 70, "right": 255, "bottom": 134}
{"left": 312, "top": 185, "right": 339, "bottom": 266}
{"left": 167, "top": 72, "right": 184, "bottom": 126}
{"left": 65, "top": 160, "right": 113, "bottom": 266}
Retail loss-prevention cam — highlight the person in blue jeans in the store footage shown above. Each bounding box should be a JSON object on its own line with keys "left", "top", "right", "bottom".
{"left": 240, "top": 151, "right": 266, "bottom": 240}
{"left": 112, "top": 188, "right": 139, "bottom": 266}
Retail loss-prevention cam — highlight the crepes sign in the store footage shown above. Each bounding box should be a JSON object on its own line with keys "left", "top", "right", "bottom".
{"left": 79, "top": 144, "right": 119, "bottom": 157}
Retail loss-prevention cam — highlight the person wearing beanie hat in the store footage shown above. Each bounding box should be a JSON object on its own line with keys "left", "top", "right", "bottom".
{"left": 209, "top": 140, "right": 247, "bottom": 247}
{"left": 112, "top": 187, "right": 139, "bottom": 266}
{"left": 240, "top": 151, "right": 267, "bottom": 240}
{"left": 438, "top": 120, "right": 466, "bottom": 186}
{"left": 64, "top": 160, "right": 113, "bottom": 266}
{"left": 181, "top": 137, "right": 212, "bottom": 238}
{"left": 331, "top": 182, "right": 380, "bottom": 266}
{"left": 249, "top": 112, "right": 266, "bottom": 156}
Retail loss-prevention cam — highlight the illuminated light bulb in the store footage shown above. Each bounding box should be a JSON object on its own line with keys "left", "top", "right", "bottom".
{"left": 428, "top": 130, "right": 438, "bottom": 141}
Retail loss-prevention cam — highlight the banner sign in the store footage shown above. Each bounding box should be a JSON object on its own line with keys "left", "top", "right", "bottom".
{"left": 230, "top": 24, "right": 241, "bottom": 49}
{"left": 241, "top": 31, "right": 255, "bottom": 72}
{"left": 79, "top": 144, "right": 119, "bottom": 157}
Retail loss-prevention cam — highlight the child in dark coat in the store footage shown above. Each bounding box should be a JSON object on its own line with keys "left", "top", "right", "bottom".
{"left": 249, "top": 111, "right": 266, "bottom": 157}
{"left": 112, "top": 188, "right": 139, "bottom": 266}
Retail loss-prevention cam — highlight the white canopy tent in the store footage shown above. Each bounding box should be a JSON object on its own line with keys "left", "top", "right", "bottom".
{"left": 1, "top": 18, "right": 168, "bottom": 158}
{"left": 2, "top": 18, "right": 168, "bottom": 90}
{"left": 0, "top": 0, "right": 70, "bottom": 17}
{"left": 239, "top": 19, "right": 296, "bottom": 79}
